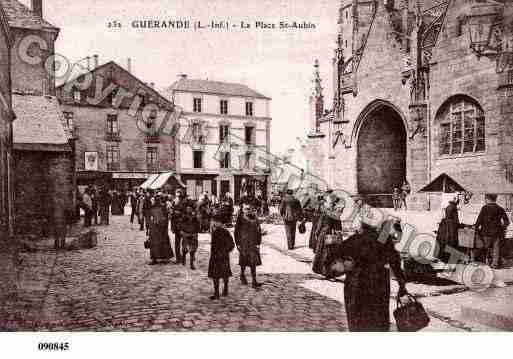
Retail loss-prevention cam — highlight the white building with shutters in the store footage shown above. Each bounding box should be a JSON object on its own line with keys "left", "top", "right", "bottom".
{"left": 163, "top": 75, "right": 272, "bottom": 202}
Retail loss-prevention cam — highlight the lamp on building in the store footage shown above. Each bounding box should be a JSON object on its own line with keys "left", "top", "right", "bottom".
{"left": 467, "top": 1, "right": 502, "bottom": 57}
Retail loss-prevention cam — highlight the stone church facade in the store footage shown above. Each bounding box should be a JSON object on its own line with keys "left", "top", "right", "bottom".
{"left": 304, "top": 0, "right": 513, "bottom": 211}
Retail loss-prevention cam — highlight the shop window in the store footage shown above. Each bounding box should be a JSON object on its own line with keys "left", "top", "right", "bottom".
{"left": 437, "top": 97, "right": 486, "bottom": 156}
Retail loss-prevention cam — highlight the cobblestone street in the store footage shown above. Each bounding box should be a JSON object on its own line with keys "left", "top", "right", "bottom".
{"left": 4, "top": 215, "right": 348, "bottom": 331}
{"left": 4, "top": 212, "right": 513, "bottom": 332}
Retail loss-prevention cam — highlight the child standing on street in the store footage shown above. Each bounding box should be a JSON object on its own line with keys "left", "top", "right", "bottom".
{"left": 208, "top": 212, "right": 235, "bottom": 300}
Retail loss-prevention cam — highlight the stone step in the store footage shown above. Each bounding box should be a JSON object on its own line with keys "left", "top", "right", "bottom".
{"left": 460, "top": 301, "right": 513, "bottom": 331}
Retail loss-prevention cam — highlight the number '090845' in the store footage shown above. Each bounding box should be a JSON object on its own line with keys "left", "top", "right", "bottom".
{"left": 38, "top": 342, "right": 69, "bottom": 351}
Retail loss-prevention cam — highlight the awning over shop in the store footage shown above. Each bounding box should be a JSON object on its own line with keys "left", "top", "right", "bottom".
{"left": 418, "top": 173, "right": 467, "bottom": 193}
{"left": 139, "top": 173, "right": 160, "bottom": 189}
{"left": 149, "top": 172, "right": 186, "bottom": 190}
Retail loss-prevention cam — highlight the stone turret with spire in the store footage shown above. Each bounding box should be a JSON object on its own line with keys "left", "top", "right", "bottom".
{"left": 308, "top": 59, "right": 325, "bottom": 136}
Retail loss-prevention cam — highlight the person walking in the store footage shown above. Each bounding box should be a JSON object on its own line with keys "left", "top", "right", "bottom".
{"left": 129, "top": 188, "right": 139, "bottom": 225}
{"left": 279, "top": 189, "right": 303, "bottom": 250}
{"left": 234, "top": 202, "right": 263, "bottom": 288}
{"left": 475, "top": 193, "right": 510, "bottom": 269}
{"left": 98, "top": 187, "right": 112, "bottom": 225}
{"left": 137, "top": 190, "right": 146, "bottom": 231}
{"left": 332, "top": 220, "right": 408, "bottom": 331}
{"left": 82, "top": 188, "right": 93, "bottom": 227}
{"left": 90, "top": 186, "right": 99, "bottom": 225}
{"left": 147, "top": 195, "right": 174, "bottom": 265}
{"left": 142, "top": 191, "right": 152, "bottom": 235}
{"left": 435, "top": 193, "right": 463, "bottom": 263}
{"left": 208, "top": 211, "right": 235, "bottom": 300}
{"left": 307, "top": 194, "right": 325, "bottom": 252}
{"left": 170, "top": 189, "right": 188, "bottom": 264}
{"left": 312, "top": 192, "right": 343, "bottom": 278}
{"left": 180, "top": 203, "right": 200, "bottom": 270}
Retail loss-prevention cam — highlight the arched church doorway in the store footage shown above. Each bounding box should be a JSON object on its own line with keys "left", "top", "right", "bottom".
{"left": 357, "top": 104, "right": 407, "bottom": 208}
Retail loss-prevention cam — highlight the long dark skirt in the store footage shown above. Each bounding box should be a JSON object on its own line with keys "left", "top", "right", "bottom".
{"left": 309, "top": 216, "right": 320, "bottom": 251}
{"left": 436, "top": 219, "right": 459, "bottom": 262}
{"left": 208, "top": 254, "right": 232, "bottom": 278}
{"left": 312, "top": 229, "right": 333, "bottom": 276}
{"left": 149, "top": 223, "right": 174, "bottom": 260}
{"left": 344, "top": 267, "right": 391, "bottom": 331}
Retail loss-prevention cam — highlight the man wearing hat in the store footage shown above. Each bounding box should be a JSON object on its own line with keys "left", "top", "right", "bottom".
{"left": 279, "top": 189, "right": 303, "bottom": 250}
{"left": 475, "top": 193, "right": 510, "bottom": 269}
{"left": 169, "top": 188, "right": 188, "bottom": 264}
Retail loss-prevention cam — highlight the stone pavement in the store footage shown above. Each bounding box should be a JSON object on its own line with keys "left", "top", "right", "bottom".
{"left": 1, "top": 216, "right": 347, "bottom": 332}
{"left": 3, "top": 213, "right": 513, "bottom": 332}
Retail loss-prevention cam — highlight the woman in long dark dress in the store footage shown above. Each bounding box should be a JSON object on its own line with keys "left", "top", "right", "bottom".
{"left": 148, "top": 196, "right": 174, "bottom": 264}
{"left": 234, "top": 202, "right": 263, "bottom": 288}
{"left": 334, "top": 221, "right": 408, "bottom": 331}
{"left": 312, "top": 194, "right": 343, "bottom": 278}
{"left": 308, "top": 195, "right": 325, "bottom": 252}
{"left": 436, "top": 194, "right": 462, "bottom": 262}
{"left": 208, "top": 212, "right": 235, "bottom": 299}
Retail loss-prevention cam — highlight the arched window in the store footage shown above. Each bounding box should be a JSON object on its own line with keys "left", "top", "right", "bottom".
{"left": 437, "top": 96, "right": 485, "bottom": 156}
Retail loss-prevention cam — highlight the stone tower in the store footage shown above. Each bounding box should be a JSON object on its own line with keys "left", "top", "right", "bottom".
{"left": 308, "top": 59, "right": 324, "bottom": 134}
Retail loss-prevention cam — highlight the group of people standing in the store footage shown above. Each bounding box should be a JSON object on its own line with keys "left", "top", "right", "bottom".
{"left": 128, "top": 187, "right": 265, "bottom": 299}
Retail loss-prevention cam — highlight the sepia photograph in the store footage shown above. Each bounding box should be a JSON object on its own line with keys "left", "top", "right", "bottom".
{"left": 1, "top": 0, "right": 513, "bottom": 356}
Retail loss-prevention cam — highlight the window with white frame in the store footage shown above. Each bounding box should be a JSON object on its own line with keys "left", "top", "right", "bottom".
{"left": 107, "top": 114, "right": 119, "bottom": 134}
{"left": 193, "top": 150, "right": 203, "bottom": 168}
{"left": 438, "top": 97, "right": 485, "bottom": 156}
{"left": 147, "top": 147, "right": 158, "bottom": 170}
{"left": 73, "top": 90, "right": 82, "bottom": 102}
{"left": 220, "top": 152, "right": 231, "bottom": 169}
{"left": 63, "top": 111, "right": 74, "bottom": 129}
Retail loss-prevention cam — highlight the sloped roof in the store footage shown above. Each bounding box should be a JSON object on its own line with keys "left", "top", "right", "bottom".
{"left": 12, "top": 94, "right": 70, "bottom": 150}
{"left": 56, "top": 61, "right": 175, "bottom": 110}
{"left": 0, "top": 0, "right": 58, "bottom": 30}
{"left": 166, "top": 78, "right": 271, "bottom": 100}
{"left": 418, "top": 173, "right": 466, "bottom": 193}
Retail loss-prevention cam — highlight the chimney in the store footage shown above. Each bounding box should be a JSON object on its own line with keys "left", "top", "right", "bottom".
{"left": 127, "top": 58, "right": 132, "bottom": 73}
{"left": 178, "top": 74, "right": 187, "bottom": 80}
{"left": 86, "top": 56, "right": 91, "bottom": 70}
{"left": 31, "top": 0, "right": 42, "bottom": 18}
{"left": 150, "top": 82, "right": 155, "bottom": 88}
{"left": 93, "top": 54, "right": 99, "bottom": 69}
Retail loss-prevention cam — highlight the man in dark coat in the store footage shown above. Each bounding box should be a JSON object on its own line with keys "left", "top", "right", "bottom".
{"left": 475, "top": 193, "right": 510, "bottom": 268}
{"left": 89, "top": 185, "right": 99, "bottom": 225}
{"left": 279, "top": 189, "right": 303, "bottom": 250}
{"left": 234, "top": 202, "right": 263, "bottom": 288}
{"left": 129, "top": 188, "right": 139, "bottom": 224}
{"left": 333, "top": 221, "right": 408, "bottom": 331}
{"left": 98, "top": 188, "right": 112, "bottom": 225}
{"left": 220, "top": 192, "right": 234, "bottom": 227}
{"left": 170, "top": 188, "right": 188, "bottom": 264}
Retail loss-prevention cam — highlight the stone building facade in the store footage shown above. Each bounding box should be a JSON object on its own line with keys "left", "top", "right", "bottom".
{"left": 56, "top": 60, "right": 177, "bottom": 191}
{"left": 163, "top": 75, "right": 272, "bottom": 202}
{"left": 0, "top": 1, "right": 14, "bottom": 240}
{"left": 1, "top": 0, "right": 75, "bottom": 238}
{"left": 305, "top": 0, "right": 513, "bottom": 211}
